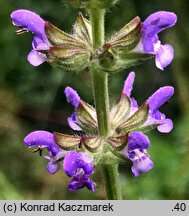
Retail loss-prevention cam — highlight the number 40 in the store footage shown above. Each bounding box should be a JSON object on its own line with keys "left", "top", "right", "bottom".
{"left": 174, "top": 203, "right": 186, "bottom": 211}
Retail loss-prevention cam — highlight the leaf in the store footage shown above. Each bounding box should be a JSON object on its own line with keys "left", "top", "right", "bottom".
{"left": 54, "top": 132, "right": 81, "bottom": 150}
{"left": 117, "top": 102, "right": 149, "bottom": 134}
{"left": 45, "top": 21, "right": 85, "bottom": 48}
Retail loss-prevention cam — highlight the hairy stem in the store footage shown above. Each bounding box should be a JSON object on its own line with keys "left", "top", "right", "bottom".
{"left": 102, "top": 164, "right": 122, "bottom": 200}
{"left": 89, "top": 8, "right": 122, "bottom": 200}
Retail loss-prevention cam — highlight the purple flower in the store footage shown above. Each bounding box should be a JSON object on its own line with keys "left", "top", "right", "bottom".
{"left": 64, "top": 87, "right": 82, "bottom": 131}
{"left": 24, "top": 130, "right": 64, "bottom": 174}
{"left": 146, "top": 86, "right": 174, "bottom": 133}
{"left": 122, "top": 71, "right": 138, "bottom": 110}
{"left": 124, "top": 132, "right": 154, "bottom": 176}
{"left": 11, "top": 9, "right": 50, "bottom": 66}
{"left": 63, "top": 151, "right": 95, "bottom": 191}
{"left": 122, "top": 71, "right": 174, "bottom": 132}
{"left": 64, "top": 87, "right": 81, "bottom": 108}
{"left": 67, "top": 112, "right": 82, "bottom": 131}
{"left": 134, "top": 11, "right": 177, "bottom": 70}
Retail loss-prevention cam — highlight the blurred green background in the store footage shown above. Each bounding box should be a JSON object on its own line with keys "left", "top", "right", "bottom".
{"left": 0, "top": 0, "right": 189, "bottom": 200}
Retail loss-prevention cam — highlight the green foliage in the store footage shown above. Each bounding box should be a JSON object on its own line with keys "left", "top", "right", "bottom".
{"left": 0, "top": 0, "right": 188, "bottom": 199}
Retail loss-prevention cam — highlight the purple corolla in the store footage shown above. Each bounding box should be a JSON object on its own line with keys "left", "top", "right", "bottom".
{"left": 120, "top": 71, "right": 174, "bottom": 176}
{"left": 11, "top": 9, "right": 50, "bottom": 66}
{"left": 24, "top": 130, "right": 63, "bottom": 174}
{"left": 24, "top": 131, "right": 95, "bottom": 191}
{"left": 134, "top": 11, "right": 177, "bottom": 70}
{"left": 122, "top": 71, "right": 174, "bottom": 133}
{"left": 64, "top": 87, "right": 82, "bottom": 131}
{"left": 124, "top": 132, "right": 154, "bottom": 176}
{"left": 63, "top": 151, "right": 95, "bottom": 191}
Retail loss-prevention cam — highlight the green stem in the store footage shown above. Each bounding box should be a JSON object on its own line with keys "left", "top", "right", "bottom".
{"left": 90, "top": 9, "right": 105, "bottom": 49}
{"left": 102, "top": 164, "right": 122, "bottom": 200}
{"left": 89, "top": 8, "right": 122, "bottom": 200}
{"left": 91, "top": 68, "right": 110, "bottom": 136}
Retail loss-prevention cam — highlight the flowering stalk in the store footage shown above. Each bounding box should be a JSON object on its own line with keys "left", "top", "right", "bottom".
{"left": 10, "top": 5, "right": 177, "bottom": 199}
{"left": 89, "top": 8, "right": 122, "bottom": 200}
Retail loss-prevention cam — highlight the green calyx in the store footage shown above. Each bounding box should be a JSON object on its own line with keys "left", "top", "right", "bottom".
{"left": 54, "top": 92, "right": 152, "bottom": 164}
{"left": 44, "top": 12, "right": 153, "bottom": 74}
{"left": 45, "top": 13, "right": 92, "bottom": 72}
{"left": 97, "top": 16, "right": 153, "bottom": 73}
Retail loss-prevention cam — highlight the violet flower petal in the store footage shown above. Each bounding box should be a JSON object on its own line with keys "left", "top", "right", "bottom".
{"left": 143, "top": 115, "right": 174, "bottom": 133}
{"left": 142, "top": 11, "right": 177, "bottom": 52}
{"left": 27, "top": 50, "right": 47, "bottom": 66}
{"left": 85, "top": 178, "right": 96, "bottom": 192}
{"left": 11, "top": 9, "right": 50, "bottom": 66}
{"left": 148, "top": 86, "right": 174, "bottom": 114}
{"left": 32, "top": 36, "right": 49, "bottom": 50}
{"left": 67, "top": 112, "right": 82, "bottom": 131}
{"left": 24, "top": 130, "right": 59, "bottom": 156}
{"left": 46, "top": 161, "right": 60, "bottom": 174}
{"left": 127, "top": 132, "right": 150, "bottom": 151}
{"left": 155, "top": 44, "right": 174, "bottom": 70}
{"left": 132, "top": 156, "right": 154, "bottom": 177}
{"left": 63, "top": 151, "right": 78, "bottom": 177}
{"left": 123, "top": 72, "right": 135, "bottom": 97}
{"left": 157, "top": 118, "right": 173, "bottom": 133}
{"left": 130, "top": 97, "right": 138, "bottom": 108}
{"left": 68, "top": 175, "right": 95, "bottom": 192}
{"left": 64, "top": 87, "right": 80, "bottom": 108}
{"left": 11, "top": 9, "right": 46, "bottom": 39}
{"left": 77, "top": 152, "right": 94, "bottom": 175}
{"left": 64, "top": 151, "right": 94, "bottom": 177}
